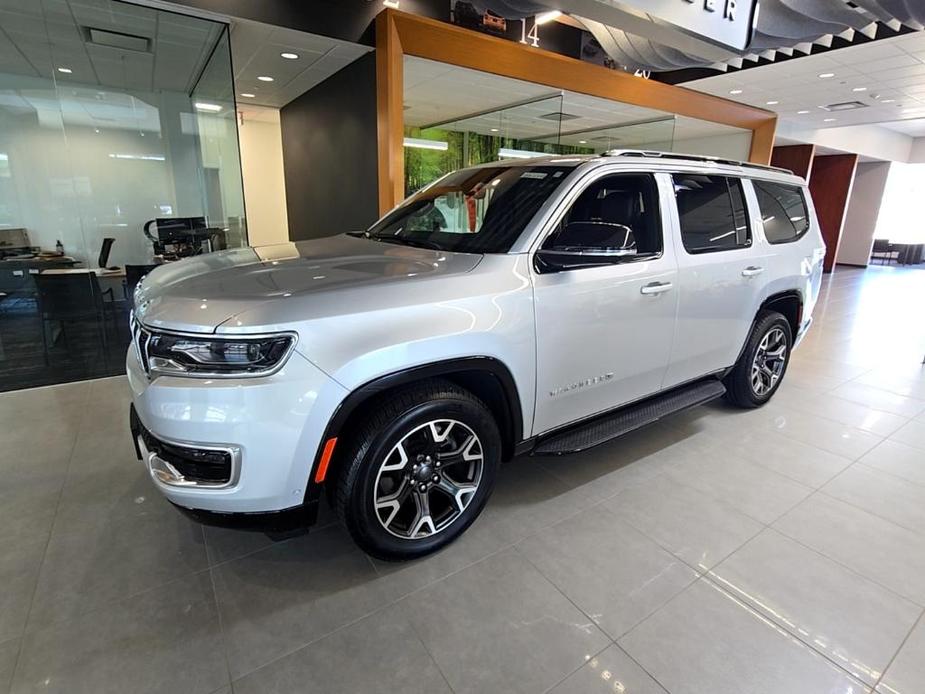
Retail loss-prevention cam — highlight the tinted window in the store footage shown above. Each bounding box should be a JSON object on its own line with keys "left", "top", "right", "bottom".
{"left": 753, "top": 180, "right": 810, "bottom": 244}
{"left": 673, "top": 175, "right": 751, "bottom": 254}
{"left": 367, "top": 165, "right": 574, "bottom": 254}
{"left": 543, "top": 173, "right": 662, "bottom": 259}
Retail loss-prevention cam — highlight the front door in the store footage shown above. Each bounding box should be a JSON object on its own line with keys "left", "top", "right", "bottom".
{"left": 532, "top": 172, "right": 678, "bottom": 435}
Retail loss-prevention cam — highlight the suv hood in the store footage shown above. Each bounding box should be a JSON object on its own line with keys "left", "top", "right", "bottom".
{"left": 134, "top": 234, "right": 484, "bottom": 333}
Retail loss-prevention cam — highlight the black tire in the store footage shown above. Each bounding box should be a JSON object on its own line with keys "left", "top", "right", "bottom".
{"left": 334, "top": 379, "right": 501, "bottom": 560}
{"left": 724, "top": 310, "right": 793, "bottom": 409}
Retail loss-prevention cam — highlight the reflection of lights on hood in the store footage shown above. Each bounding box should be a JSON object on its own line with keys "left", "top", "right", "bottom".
{"left": 403, "top": 137, "right": 448, "bottom": 151}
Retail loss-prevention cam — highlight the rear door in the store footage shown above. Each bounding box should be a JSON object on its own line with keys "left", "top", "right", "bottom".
{"left": 662, "top": 173, "right": 772, "bottom": 388}
{"left": 531, "top": 170, "right": 679, "bottom": 435}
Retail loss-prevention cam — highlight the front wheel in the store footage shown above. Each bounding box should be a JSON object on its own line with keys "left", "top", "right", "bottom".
{"left": 724, "top": 310, "right": 792, "bottom": 408}
{"left": 335, "top": 379, "right": 501, "bottom": 560}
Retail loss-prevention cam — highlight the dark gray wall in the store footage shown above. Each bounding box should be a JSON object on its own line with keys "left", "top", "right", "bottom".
{"left": 280, "top": 53, "right": 378, "bottom": 240}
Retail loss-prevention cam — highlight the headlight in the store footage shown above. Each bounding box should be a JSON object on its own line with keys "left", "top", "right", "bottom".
{"left": 146, "top": 332, "right": 296, "bottom": 377}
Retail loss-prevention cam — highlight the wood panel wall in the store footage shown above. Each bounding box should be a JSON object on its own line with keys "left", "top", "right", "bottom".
{"left": 771, "top": 144, "right": 816, "bottom": 180}
{"left": 809, "top": 154, "right": 859, "bottom": 273}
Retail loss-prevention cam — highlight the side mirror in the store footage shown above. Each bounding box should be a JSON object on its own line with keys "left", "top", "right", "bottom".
{"left": 535, "top": 247, "right": 637, "bottom": 273}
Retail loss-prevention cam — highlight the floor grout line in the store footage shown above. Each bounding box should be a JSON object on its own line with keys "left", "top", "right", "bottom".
{"left": 8, "top": 382, "right": 91, "bottom": 686}
{"left": 872, "top": 608, "right": 924, "bottom": 693}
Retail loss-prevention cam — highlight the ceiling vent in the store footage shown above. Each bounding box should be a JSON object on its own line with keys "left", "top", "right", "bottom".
{"left": 85, "top": 27, "right": 151, "bottom": 53}
{"left": 820, "top": 101, "right": 869, "bottom": 112}
{"left": 539, "top": 111, "right": 581, "bottom": 121}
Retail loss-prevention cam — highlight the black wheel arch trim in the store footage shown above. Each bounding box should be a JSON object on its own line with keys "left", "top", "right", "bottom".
{"left": 307, "top": 356, "right": 525, "bottom": 497}
{"left": 729, "top": 289, "right": 803, "bottom": 373}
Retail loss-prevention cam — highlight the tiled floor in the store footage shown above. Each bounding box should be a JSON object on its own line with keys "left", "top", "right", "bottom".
{"left": 1, "top": 265, "right": 924, "bottom": 694}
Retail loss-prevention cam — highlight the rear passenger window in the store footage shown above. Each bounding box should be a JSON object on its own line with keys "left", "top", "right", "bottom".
{"left": 673, "top": 175, "right": 751, "bottom": 254}
{"left": 753, "top": 180, "right": 810, "bottom": 244}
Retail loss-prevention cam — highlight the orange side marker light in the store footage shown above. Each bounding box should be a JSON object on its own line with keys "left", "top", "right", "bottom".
{"left": 314, "top": 437, "right": 338, "bottom": 483}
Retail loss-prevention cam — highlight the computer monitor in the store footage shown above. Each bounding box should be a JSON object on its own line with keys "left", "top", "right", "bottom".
{"left": 98, "top": 237, "right": 115, "bottom": 269}
{"left": 155, "top": 217, "right": 207, "bottom": 243}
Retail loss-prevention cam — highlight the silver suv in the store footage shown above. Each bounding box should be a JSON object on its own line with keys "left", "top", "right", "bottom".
{"left": 128, "top": 151, "right": 825, "bottom": 559}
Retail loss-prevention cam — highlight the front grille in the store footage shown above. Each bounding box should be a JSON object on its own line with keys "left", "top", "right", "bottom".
{"left": 130, "top": 314, "right": 152, "bottom": 374}
{"left": 131, "top": 408, "right": 233, "bottom": 485}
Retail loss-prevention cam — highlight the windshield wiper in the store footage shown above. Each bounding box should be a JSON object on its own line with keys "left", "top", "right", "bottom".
{"left": 370, "top": 236, "right": 443, "bottom": 251}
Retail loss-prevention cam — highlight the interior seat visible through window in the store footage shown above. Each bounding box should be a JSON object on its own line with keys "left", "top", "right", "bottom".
{"left": 544, "top": 173, "right": 662, "bottom": 258}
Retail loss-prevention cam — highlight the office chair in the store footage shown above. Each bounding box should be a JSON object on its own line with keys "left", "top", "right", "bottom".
{"left": 98, "top": 237, "right": 117, "bottom": 270}
{"left": 34, "top": 273, "right": 111, "bottom": 366}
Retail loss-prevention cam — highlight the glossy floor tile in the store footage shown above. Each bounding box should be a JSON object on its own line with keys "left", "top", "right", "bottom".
{"left": 619, "top": 580, "right": 869, "bottom": 694}
{"left": 0, "top": 266, "right": 924, "bottom": 693}
{"left": 709, "top": 529, "right": 920, "bottom": 685}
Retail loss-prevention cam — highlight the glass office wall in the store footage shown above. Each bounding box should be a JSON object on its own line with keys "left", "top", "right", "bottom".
{"left": 0, "top": 0, "right": 247, "bottom": 391}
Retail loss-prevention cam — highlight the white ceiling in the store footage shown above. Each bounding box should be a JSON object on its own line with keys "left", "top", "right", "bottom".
{"left": 229, "top": 19, "right": 370, "bottom": 109}
{"left": 684, "top": 30, "right": 925, "bottom": 136}
{"left": 0, "top": 0, "right": 221, "bottom": 92}
{"left": 404, "top": 57, "right": 748, "bottom": 150}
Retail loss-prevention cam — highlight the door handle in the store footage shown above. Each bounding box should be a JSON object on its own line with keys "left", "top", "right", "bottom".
{"left": 741, "top": 266, "right": 765, "bottom": 277}
{"left": 640, "top": 281, "right": 673, "bottom": 295}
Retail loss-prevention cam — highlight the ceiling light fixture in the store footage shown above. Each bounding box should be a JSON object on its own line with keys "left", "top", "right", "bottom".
{"left": 498, "top": 147, "right": 541, "bottom": 159}
{"left": 797, "top": 110, "right": 810, "bottom": 114}
{"left": 882, "top": 99, "right": 895, "bottom": 103}
{"left": 194, "top": 102, "right": 222, "bottom": 112}
{"left": 578, "top": 140, "right": 587, "bottom": 144}
{"left": 257, "top": 75, "right": 274, "bottom": 82}
{"left": 280, "top": 52, "right": 299, "bottom": 60}
{"left": 766, "top": 100, "right": 779, "bottom": 105}
{"left": 240, "top": 93, "right": 255, "bottom": 98}
{"left": 819, "top": 72, "right": 835, "bottom": 79}
{"left": 852, "top": 87, "right": 867, "bottom": 92}
{"left": 57, "top": 67, "right": 72, "bottom": 74}
{"left": 824, "top": 118, "right": 837, "bottom": 122}
{"left": 490, "top": 128, "right": 499, "bottom": 132}
{"left": 729, "top": 89, "right": 743, "bottom": 95}
{"left": 403, "top": 137, "right": 448, "bottom": 151}
{"left": 535, "top": 10, "right": 563, "bottom": 25}
{"left": 383, "top": 0, "right": 400, "bottom": 7}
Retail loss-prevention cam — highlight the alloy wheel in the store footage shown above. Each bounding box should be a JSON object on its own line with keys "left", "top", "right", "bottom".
{"left": 751, "top": 326, "right": 788, "bottom": 396}
{"left": 373, "top": 419, "right": 483, "bottom": 540}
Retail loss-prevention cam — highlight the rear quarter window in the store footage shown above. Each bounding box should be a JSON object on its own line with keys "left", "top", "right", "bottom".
{"left": 753, "top": 180, "right": 810, "bottom": 244}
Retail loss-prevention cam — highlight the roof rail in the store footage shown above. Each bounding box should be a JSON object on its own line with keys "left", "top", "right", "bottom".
{"left": 600, "top": 150, "right": 793, "bottom": 175}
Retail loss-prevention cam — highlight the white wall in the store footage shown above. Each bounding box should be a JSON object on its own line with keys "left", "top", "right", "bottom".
{"left": 836, "top": 161, "right": 891, "bottom": 266}
{"left": 776, "top": 120, "right": 914, "bottom": 163}
{"left": 238, "top": 110, "right": 289, "bottom": 246}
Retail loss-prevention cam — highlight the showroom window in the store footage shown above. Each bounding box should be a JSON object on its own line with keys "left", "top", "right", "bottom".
{"left": 673, "top": 175, "right": 751, "bottom": 254}
{"left": 543, "top": 173, "right": 662, "bottom": 260}
{"left": 753, "top": 180, "right": 810, "bottom": 244}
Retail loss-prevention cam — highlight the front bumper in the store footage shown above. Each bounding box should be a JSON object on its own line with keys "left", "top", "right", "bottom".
{"left": 127, "top": 344, "right": 347, "bottom": 515}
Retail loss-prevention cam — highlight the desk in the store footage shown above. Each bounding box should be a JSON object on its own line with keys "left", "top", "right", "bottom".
{"left": 41, "top": 267, "right": 126, "bottom": 278}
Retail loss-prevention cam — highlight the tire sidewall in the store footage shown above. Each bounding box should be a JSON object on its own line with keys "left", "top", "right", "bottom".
{"left": 743, "top": 314, "right": 792, "bottom": 405}
{"left": 345, "top": 395, "right": 500, "bottom": 560}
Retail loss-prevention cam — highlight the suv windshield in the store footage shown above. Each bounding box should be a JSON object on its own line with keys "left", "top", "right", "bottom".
{"left": 366, "top": 164, "right": 576, "bottom": 254}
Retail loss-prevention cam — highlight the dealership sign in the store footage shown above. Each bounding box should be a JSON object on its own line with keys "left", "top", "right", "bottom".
{"left": 599, "top": 0, "right": 758, "bottom": 50}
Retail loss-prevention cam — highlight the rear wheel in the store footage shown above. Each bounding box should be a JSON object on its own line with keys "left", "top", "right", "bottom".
{"left": 724, "top": 310, "right": 792, "bottom": 408}
{"left": 335, "top": 379, "right": 501, "bottom": 560}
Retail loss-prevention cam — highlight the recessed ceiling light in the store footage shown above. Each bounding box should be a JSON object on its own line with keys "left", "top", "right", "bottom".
{"left": 824, "top": 117, "right": 837, "bottom": 122}
{"left": 797, "top": 110, "right": 810, "bottom": 114}
{"left": 578, "top": 140, "right": 587, "bottom": 144}
{"left": 240, "top": 93, "right": 255, "bottom": 98}
{"left": 819, "top": 72, "right": 835, "bottom": 79}
{"left": 382, "top": 0, "right": 399, "bottom": 7}
{"left": 852, "top": 86, "right": 867, "bottom": 92}
{"left": 882, "top": 99, "right": 895, "bottom": 103}
{"left": 729, "top": 89, "right": 743, "bottom": 95}
{"left": 194, "top": 102, "right": 222, "bottom": 112}
{"left": 280, "top": 52, "right": 298, "bottom": 60}
{"left": 257, "top": 75, "right": 274, "bottom": 82}
{"left": 490, "top": 128, "right": 499, "bottom": 132}
{"left": 766, "top": 100, "right": 779, "bottom": 105}
{"left": 57, "top": 67, "right": 72, "bottom": 74}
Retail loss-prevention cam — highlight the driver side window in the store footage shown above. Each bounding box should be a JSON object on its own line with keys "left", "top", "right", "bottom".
{"left": 543, "top": 173, "right": 662, "bottom": 259}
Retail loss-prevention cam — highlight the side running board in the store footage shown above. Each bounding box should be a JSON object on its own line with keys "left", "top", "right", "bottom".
{"left": 532, "top": 378, "right": 726, "bottom": 456}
